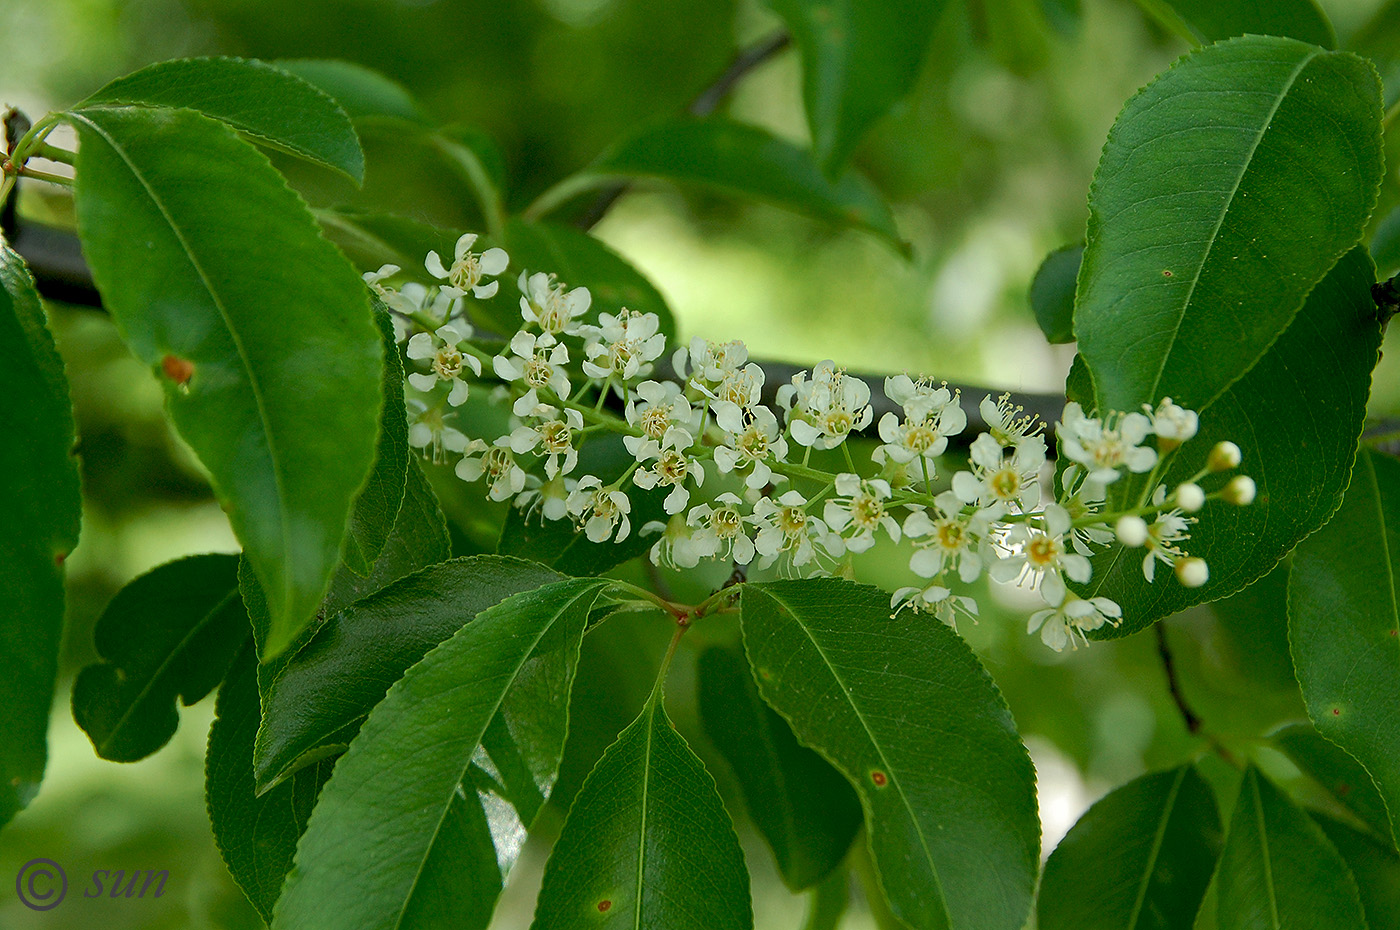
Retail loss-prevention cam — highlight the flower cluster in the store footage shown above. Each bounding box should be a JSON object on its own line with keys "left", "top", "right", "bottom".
{"left": 369, "top": 234, "right": 1255, "bottom": 652}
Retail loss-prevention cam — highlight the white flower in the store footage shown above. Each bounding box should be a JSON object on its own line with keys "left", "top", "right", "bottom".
{"left": 777, "top": 361, "right": 873, "bottom": 450}
{"left": 712, "top": 402, "right": 788, "bottom": 490}
{"left": 519, "top": 271, "right": 592, "bottom": 342}
{"left": 363, "top": 263, "right": 400, "bottom": 302}
{"left": 567, "top": 476, "right": 632, "bottom": 543}
{"left": 890, "top": 583, "right": 979, "bottom": 629}
{"left": 515, "top": 474, "right": 574, "bottom": 522}
{"left": 687, "top": 493, "right": 756, "bottom": 565}
{"left": 874, "top": 383, "right": 967, "bottom": 474}
{"left": 751, "top": 490, "right": 841, "bottom": 572}
{"left": 493, "top": 331, "right": 572, "bottom": 416}
{"left": 1223, "top": 475, "right": 1255, "bottom": 505}
{"left": 990, "top": 503, "right": 1092, "bottom": 606}
{"left": 581, "top": 308, "right": 667, "bottom": 382}
{"left": 674, "top": 338, "right": 747, "bottom": 385}
{"left": 385, "top": 280, "right": 462, "bottom": 330}
{"left": 981, "top": 393, "right": 1043, "bottom": 449}
{"left": 405, "top": 322, "right": 481, "bottom": 406}
{"left": 1115, "top": 515, "right": 1149, "bottom": 548}
{"left": 624, "top": 380, "right": 698, "bottom": 461}
{"left": 823, "top": 474, "right": 899, "bottom": 553}
{"left": 701, "top": 362, "right": 766, "bottom": 410}
{"left": 1056, "top": 470, "right": 1115, "bottom": 556}
{"left": 1142, "top": 496, "right": 1192, "bottom": 582}
{"left": 1056, "top": 402, "right": 1156, "bottom": 487}
{"left": 1146, "top": 397, "right": 1198, "bottom": 448}
{"left": 1027, "top": 592, "right": 1122, "bottom": 651}
{"left": 509, "top": 406, "right": 584, "bottom": 478}
{"left": 426, "top": 233, "right": 508, "bottom": 299}
{"left": 643, "top": 514, "right": 704, "bottom": 569}
{"left": 406, "top": 398, "right": 469, "bottom": 464}
{"left": 632, "top": 446, "right": 705, "bottom": 514}
{"left": 952, "top": 432, "right": 1047, "bottom": 512}
{"left": 456, "top": 437, "right": 530, "bottom": 502}
{"left": 903, "top": 491, "right": 993, "bottom": 583}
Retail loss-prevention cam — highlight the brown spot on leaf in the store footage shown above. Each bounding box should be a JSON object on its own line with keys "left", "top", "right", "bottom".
{"left": 54, "top": 551, "right": 66, "bottom": 566}
{"left": 871, "top": 770, "right": 888, "bottom": 787}
{"left": 1333, "top": 707, "right": 1342, "bottom": 716}
{"left": 161, "top": 354, "right": 195, "bottom": 386}
{"left": 1162, "top": 270, "right": 1173, "bottom": 277}
{"left": 1337, "top": 781, "right": 1352, "bottom": 797}
{"left": 597, "top": 900, "right": 612, "bottom": 913}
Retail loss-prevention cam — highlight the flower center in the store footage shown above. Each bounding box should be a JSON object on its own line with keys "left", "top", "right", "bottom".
{"left": 989, "top": 467, "right": 1022, "bottom": 500}
{"left": 523, "top": 355, "right": 553, "bottom": 389}
{"left": 778, "top": 506, "right": 808, "bottom": 537}
{"left": 434, "top": 345, "right": 464, "bottom": 380}
{"left": 640, "top": 403, "right": 673, "bottom": 438}
{"left": 1026, "top": 533, "right": 1061, "bottom": 569}
{"left": 712, "top": 507, "right": 742, "bottom": 538}
{"left": 850, "top": 493, "right": 883, "bottom": 530}
{"left": 540, "top": 420, "right": 572, "bottom": 454}
{"left": 904, "top": 420, "right": 938, "bottom": 453}
{"left": 449, "top": 253, "right": 483, "bottom": 292}
{"left": 656, "top": 450, "right": 689, "bottom": 485}
{"left": 935, "top": 518, "right": 966, "bottom": 551}
{"left": 483, "top": 447, "right": 512, "bottom": 479}
{"left": 737, "top": 426, "right": 769, "bottom": 460}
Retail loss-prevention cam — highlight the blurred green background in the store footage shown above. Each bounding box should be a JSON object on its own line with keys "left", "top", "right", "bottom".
{"left": 1, "top": 0, "right": 1394, "bottom": 926}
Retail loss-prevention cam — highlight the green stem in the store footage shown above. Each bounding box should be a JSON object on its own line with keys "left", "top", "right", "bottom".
{"left": 16, "top": 167, "right": 71, "bottom": 186}
{"left": 432, "top": 134, "right": 508, "bottom": 240}
{"left": 34, "top": 142, "right": 74, "bottom": 165}
{"left": 524, "top": 172, "right": 617, "bottom": 223}
{"left": 801, "top": 867, "right": 850, "bottom": 930}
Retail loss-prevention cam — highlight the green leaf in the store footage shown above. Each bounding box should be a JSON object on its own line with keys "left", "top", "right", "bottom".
{"left": 1030, "top": 243, "right": 1082, "bottom": 345}
{"left": 530, "top": 695, "right": 753, "bottom": 930}
{"left": 1079, "top": 247, "right": 1381, "bottom": 636}
{"left": 1214, "top": 767, "right": 1367, "bottom": 930}
{"left": 1371, "top": 202, "right": 1400, "bottom": 278}
{"left": 207, "top": 642, "right": 334, "bottom": 921}
{"left": 341, "top": 308, "right": 409, "bottom": 576}
{"left": 318, "top": 208, "right": 466, "bottom": 277}
{"left": 80, "top": 56, "right": 364, "bottom": 182}
{"left": 272, "top": 576, "right": 609, "bottom": 930}
{"left": 1347, "top": 0, "right": 1400, "bottom": 108}
{"left": 765, "top": 0, "right": 946, "bottom": 176}
{"left": 536, "top": 118, "right": 904, "bottom": 249}
{"left": 1289, "top": 447, "right": 1400, "bottom": 849}
{"left": 1313, "top": 813, "right": 1400, "bottom": 930}
{"left": 1075, "top": 36, "right": 1382, "bottom": 414}
{"left": 72, "top": 554, "right": 246, "bottom": 762}
{"left": 740, "top": 578, "right": 1039, "bottom": 930}
{"left": 273, "top": 59, "right": 428, "bottom": 123}
{"left": 70, "top": 105, "right": 383, "bottom": 661}
{"left": 0, "top": 243, "right": 80, "bottom": 831}
{"left": 1038, "top": 764, "right": 1222, "bottom": 930}
{"left": 254, "top": 555, "right": 563, "bottom": 792}
{"left": 1156, "top": 0, "right": 1336, "bottom": 48}
{"left": 697, "top": 645, "right": 861, "bottom": 891}
{"left": 1271, "top": 722, "right": 1393, "bottom": 843}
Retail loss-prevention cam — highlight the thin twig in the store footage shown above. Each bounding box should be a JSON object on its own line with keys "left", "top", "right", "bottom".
{"left": 1156, "top": 621, "right": 1201, "bottom": 735}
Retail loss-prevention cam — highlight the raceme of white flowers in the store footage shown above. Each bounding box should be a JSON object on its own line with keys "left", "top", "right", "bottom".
{"left": 367, "top": 234, "right": 1255, "bottom": 652}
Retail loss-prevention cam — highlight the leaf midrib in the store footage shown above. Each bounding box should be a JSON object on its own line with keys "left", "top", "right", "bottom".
{"left": 632, "top": 701, "right": 657, "bottom": 930}
{"left": 69, "top": 109, "right": 297, "bottom": 617}
{"left": 1124, "top": 766, "right": 1188, "bottom": 930}
{"left": 749, "top": 585, "right": 954, "bottom": 929}
{"left": 1250, "top": 772, "right": 1282, "bottom": 930}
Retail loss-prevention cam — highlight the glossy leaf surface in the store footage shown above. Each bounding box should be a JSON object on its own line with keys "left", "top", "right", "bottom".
{"left": 1079, "top": 247, "right": 1380, "bottom": 636}
{"left": 1290, "top": 447, "right": 1400, "bottom": 848}
{"left": 208, "top": 643, "right": 333, "bottom": 921}
{"left": 1215, "top": 768, "right": 1367, "bottom": 930}
{"left": 531, "top": 696, "right": 753, "bottom": 930}
{"left": 71, "top": 105, "right": 383, "bottom": 660}
{"left": 273, "top": 58, "right": 428, "bottom": 122}
{"left": 740, "top": 579, "right": 1039, "bottom": 930}
{"left": 273, "top": 576, "right": 608, "bottom": 930}
{"left": 1271, "top": 722, "right": 1392, "bottom": 843}
{"left": 1159, "top": 0, "right": 1336, "bottom": 48}
{"left": 81, "top": 56, "right": 364, "bottom": 181}
{"left": 698, "top": 645, "right": 862, "bottom": 891}
{"left": 72, "top": 554, "right": 246, "bottom": 762}
{"left": 255, "top": 555, "right": 563, "bottom": 792}
{"left": 766, "top": 0, "right": 946, "bottom": 175}
{"left": 1038, "top": 765, "right": 1220, "bottom": 930}
{"left": 0, "top": 244, "right": 80, "bottom": 830}
{"left": 1076, "top": 36, "right": 1382, "bottom": 413}
{"left": 1030, "top": 243, "right": 1081, "bottom": 344}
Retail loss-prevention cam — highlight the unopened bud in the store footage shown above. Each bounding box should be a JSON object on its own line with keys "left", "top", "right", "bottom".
{"left": 1208, "top": 441, "right": 1241, "bottom": 472}
{"left": 1222, "top": 475, "right": 1256, "bottom": 506}
{"left": 1116, "top": 515, "right": 1149, "bottom": 547}
{"left": 1176, "top": 557, "right": 1209, "bottom": 588}
{"left": 1174, "top": 482, "right": 1205, "bottom": 513}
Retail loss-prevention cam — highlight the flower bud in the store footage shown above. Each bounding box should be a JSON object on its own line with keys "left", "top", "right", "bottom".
{"left": 1175, "top": 557, "right": 1209, "bottom": 588}
{"left": 1174, "top": 482, "right": 1205, "bottom": 513}
{"left": 1222, "top": 475, "right": 1256, "bottom": 506}
{"left": 1208, "top": 441, "right": 1242, "bottom": 472}
{"left": 1115, "top": 515, "right": 1149, "bottom": 547}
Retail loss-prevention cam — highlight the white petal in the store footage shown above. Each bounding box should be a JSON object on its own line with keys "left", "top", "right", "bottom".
{"left": 479, "top": 247, "right": 509, "bottom": 275}
{"left": 407, "top": 372, "right": 438, "bottom": 392}
{"left": 425, "top": 251, "right": 449, "bottom": 280}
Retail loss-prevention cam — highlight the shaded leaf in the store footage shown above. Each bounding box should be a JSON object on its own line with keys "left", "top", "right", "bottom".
{"left": 318, "top": 208, "right": 465, "bottom": 278}
{"left": 1289, "top": 447, "right": 1400, "bottom": 848}
{"left": 1076, "top": 36, "right": 1382, "bottom": 413}
{"left": 70, "top": 105, "right": 383, "bottom": 661}
{"left": 81, "top": 56, "right": 364, "bottom": 182}
{"left": 254, "top": 555, "right": 563, "bottom": 792}
{"left": 1272, "top": 721, "right": 1393, "bottom": 843}
{"left": 1038, "top": 764, "right": 1221, "bottom": 930}
{"left": 531, "top": 695, "right": 753, "bottom": 930}
{"left": 272, "top": 576, "right": 609, "bottom": 930}
{"left": 273, "top": 59, "right": 428, "bottom": 123}
{"left": 1348, "top": 0, "right": 1400, "bottom": 108}
{"left": 1159, "top": 0, "right": 1336, "bottom": 48}
{"left": 698, "top": 645, "right": 861, "bottom": 891}
{"left": 72, "top": 554, "right": 246, "bottom": 762}
{"left": 0, "top": 243, "right": 80, "bottom": 830}
{"left": 765, "top": 0, "right": 947, "bottom": 175}
{"left": 1079, "top": 247, "right": 1380, "bottom": 636}
{"left": 740, "top": 578, "right": 1039, "bottom": 930}
{"left": 1371, "top": 202, "right": 1400, "bottom": 278}
{"left": 1314, "top": 813, "right": 1400, "bottom": 930}
{"left": 1214, "top": 767, "right": 1367, "bottom": 930}
{"left": 207, "top": 642, "right": 334, "bottom": 921}
{"left": 1030, "top": 243, "right": 1081, "bottom": 344}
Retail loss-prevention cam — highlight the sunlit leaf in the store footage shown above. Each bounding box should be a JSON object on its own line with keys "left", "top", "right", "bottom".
{"left": 0, "top": 243, "right": 80, "bottom": 831}
{"left": 741, "top": 578, "right": 1039, "bottom": 930}
{"left": 530, "top": 695, "right": 753, "bottom": 930}
{"left": 70, "top": 105, "right": 383, "bottom": 661}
